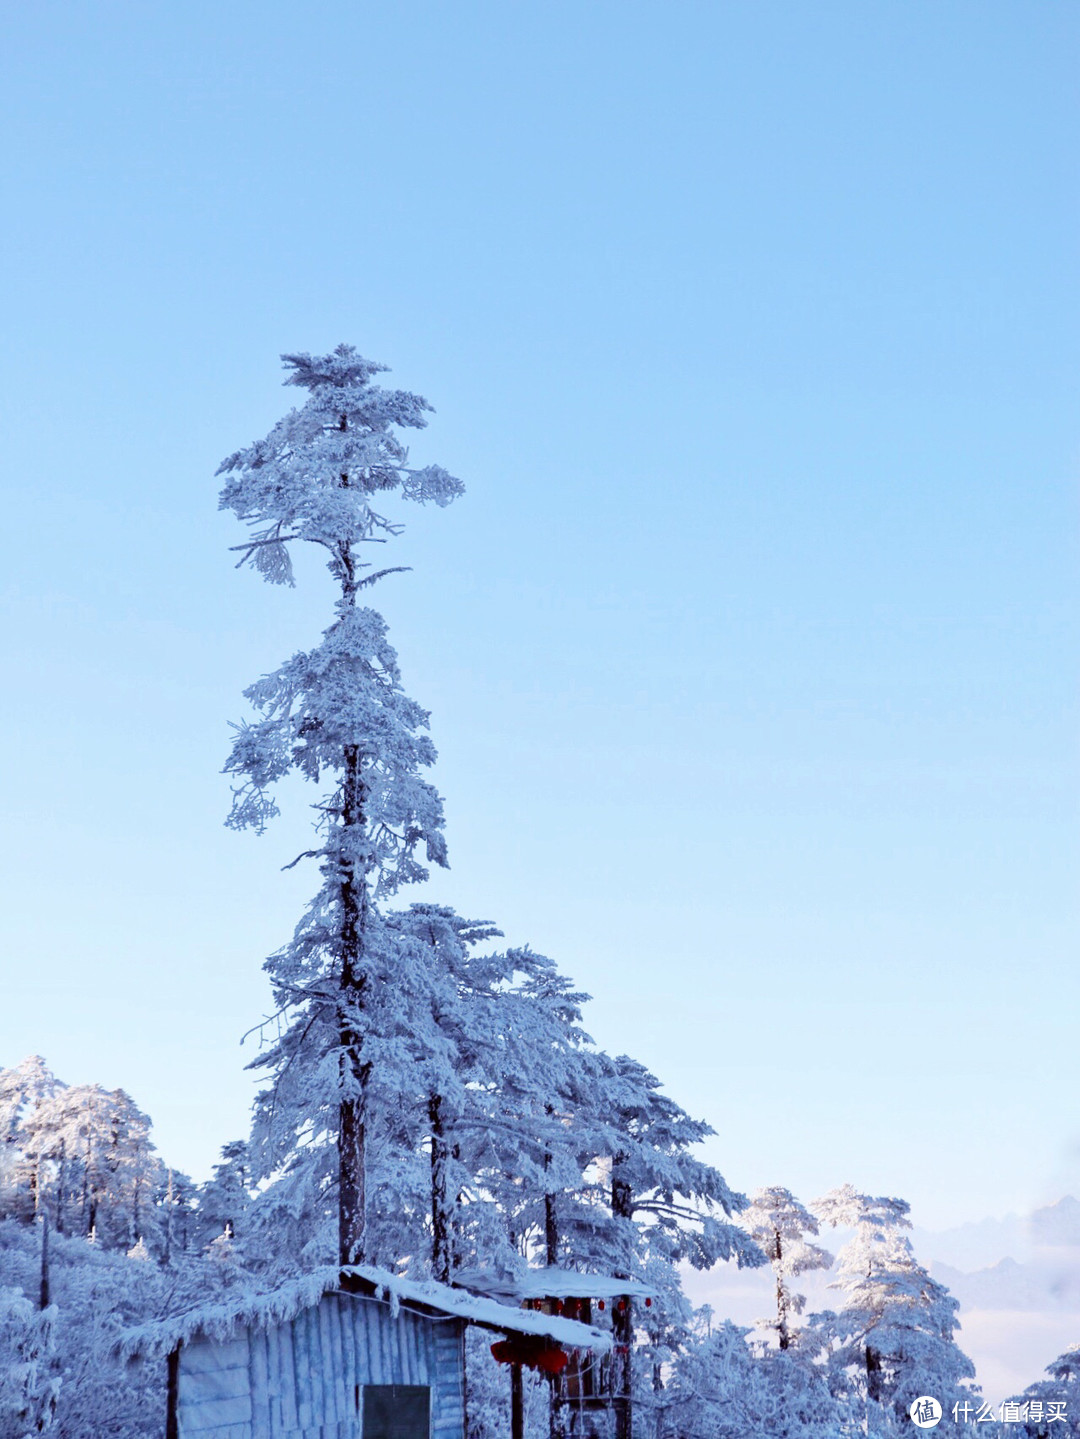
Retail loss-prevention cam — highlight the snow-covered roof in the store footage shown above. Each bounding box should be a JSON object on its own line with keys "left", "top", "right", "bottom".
{"left": 349, "top": 1266, "right": 610, "bottom": 1351}
{"left": 117, "top": 1264, "right": 611, "bottom": 1362}
{"left": 453, "top": 1266, "right": 656, "bottom": 1302}
{"left": 517, "top": 1269, "right": 656, "bottom": 1301}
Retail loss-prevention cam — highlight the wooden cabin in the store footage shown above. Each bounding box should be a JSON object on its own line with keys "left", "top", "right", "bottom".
{"left": 118, "top": 1264, "right": 610, "bottom": 1439}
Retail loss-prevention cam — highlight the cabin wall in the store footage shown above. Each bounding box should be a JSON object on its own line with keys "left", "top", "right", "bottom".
{"left": 176, "top": 1293, "right": 466, "bottom": 1438}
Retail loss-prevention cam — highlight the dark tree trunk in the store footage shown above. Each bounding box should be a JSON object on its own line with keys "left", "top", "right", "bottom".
{"left": 430, "top": 1092, "right": 450, "bottom": 1282}
{"left": 451, "top": 1142, "right": 464, "bottom": 1274}
{"left": 39, "top": 1206, "right": 49, "bottom": 1310}
{"left": 543, "top": 1103, "right": 558, "bottom": 1267}
{"left": 866, "top": 1343, "right": 884, "bottom": 1404}
{"left": 166, "top": 1347, "right": 180, "bottom": 1439}
{"left": 544, "top": 1189, "right": 558, "bottom": 1267}
{"left": 163, "top": 1169, "right": 173, "bottom": 1264}
{"left": 545, "top": 1130, "right": 565, "bottom": 1439}
{"left": 611, "top": 1154, "right": 634, "bottom": 1439}
{"left": 55, "top": 1141, "right": 66, "bottom": 1236}
{"left": 335, "top": 503, "right": 375, "bottom": 1275}
{"left": 775, "top": 1230, "right": 790, "bottom": 1349}
{"left": 511, "top": 1362, "right": 524, "bottom": 1439}
{"left": 338, "top": 730, "right": 371, "bottom": 1271}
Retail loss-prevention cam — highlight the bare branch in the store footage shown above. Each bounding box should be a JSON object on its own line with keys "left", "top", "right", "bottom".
{"left": 281, "top": 850, "right": 322, "bottom": 871}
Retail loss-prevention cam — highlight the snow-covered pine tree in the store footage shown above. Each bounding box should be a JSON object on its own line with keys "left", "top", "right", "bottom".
{"left": 740, "top": 1187, "right": 832, "bottom": 1350}
{"left": 324, "top": 903, "right": 509, "bottom": 1277}
{"left": 239, "top": 905, "right": 596, "bottom": 1287}
{"left": 0, "top": 1058, "right": 62, "bottom": 1223}
{"left": 0, "top": 1285, "right": 60, "bottom": 1439}
{"left": 810, "top": 1185, "right": 978, "bottom": 1433}
{"left": 664, "top": 1315, "right": 856, "bottom": 1439}
{"left": 193, "top": 1141, "right": 252, "bottom": 1251}
{"left": 1014, "top": 1344, "right": 1080, "bottom": 1437}
{"left": 0, "top": 1060, "right": 168, "bottom": 1254}
{"left": 525, "top": 1054, "right": 764, "bottom": 1439}
{"left": 438, "top": 950, "right": 600, "bottom": 1283}
{"left": 219, "top": 345, "right": 462, "bottom": 1269}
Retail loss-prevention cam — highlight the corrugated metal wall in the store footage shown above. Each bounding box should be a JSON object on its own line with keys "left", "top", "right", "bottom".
{"left": 177, "top": 1292, "right": 466, "bottom": 1438}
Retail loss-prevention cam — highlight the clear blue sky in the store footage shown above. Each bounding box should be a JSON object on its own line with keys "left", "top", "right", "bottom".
{"left": 0, "top": 1, "right": 1076, "bottom": 1230}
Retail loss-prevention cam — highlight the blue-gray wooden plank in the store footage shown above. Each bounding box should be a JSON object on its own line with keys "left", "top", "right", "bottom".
{"left": 303, "top": 1303, "right": 322, "bottom": 1429}
{"left": 375, "top": 1300, "right": 392, "bottom": 1387}
{"left": 183, "top": 1336, "right": 249, "bottom": 1375}
{"left": 364, "top": 1299, "right": 383, "bottom": 1385}
{"left": 248, "top": 1324, "right": 271, "bottom": 1436}
{"left": 278, "top": 1317, "right": 299, "bottom": 1432}
{"left": 335, "top": 1295, "right": 357, "bottom": 1414}
{"left": 178, "top": 1364, "right": 251, "bottom": 1405}
{"left": 177, "top": 1393, "right": 253, "bottom": 1432}
{"left": 293, "top": 1308, "right": 314, "bottom": 1432}
{"left": 317, "top": 1294, "right": 340, "bottom": 1425}
{"left": 326, "top": 1294, "right": 346, "bottom": 1422}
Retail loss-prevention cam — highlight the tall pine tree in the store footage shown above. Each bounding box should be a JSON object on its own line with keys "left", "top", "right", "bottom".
{"left": 219, "top": 345, "right": 462, "bottom": 1269}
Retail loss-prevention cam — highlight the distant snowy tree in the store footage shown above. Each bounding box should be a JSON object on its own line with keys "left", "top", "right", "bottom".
{"left": 810, "top": 1185, "right": 978, "bottom": 1433}
{"left": 0, "top": 1062, "right": 168, "bottom": 1255}
{"left": 35, "top": 1085, "right": 165, "bottom": 1251}
{"left": 218, "top": 345, "right": 462, "bottom": 1268}
{"left": 0, "top": 1059, "right": 62, "bottom": 1223}
{"left": 193, "top": 1141, "right": 251, "bottom": 1251}
{"left": 1013, "top": 1344, "right": 1080, "bottom": 1437}
{"left": 663, "top": 1316, "right": 856, "bottom": 1439}
{"left": 740, "top": 1187, "right": 831, "bottom": 1350}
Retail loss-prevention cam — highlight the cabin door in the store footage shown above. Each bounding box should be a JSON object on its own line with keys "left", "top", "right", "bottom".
{"left": 361, "top": 1383, "right": 431, "bottom": 1437}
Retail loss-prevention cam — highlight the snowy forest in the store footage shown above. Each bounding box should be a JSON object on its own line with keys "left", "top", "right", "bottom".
{"left": 0, "top": 349, "right": 1074, "bottom": 1439}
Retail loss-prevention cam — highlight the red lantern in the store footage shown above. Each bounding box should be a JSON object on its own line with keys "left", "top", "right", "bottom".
{"left": 490, "top": 1336, "right": 569, "bottom": 1374}
{"left": 645, "top": 1297, "right": 652, "bottom": 1307}
{"left": 535, "top": 1347, "right": 570, "bottom": 1375}
{"left": 597, "top": 1300, "right": 605, "bottom": 1311}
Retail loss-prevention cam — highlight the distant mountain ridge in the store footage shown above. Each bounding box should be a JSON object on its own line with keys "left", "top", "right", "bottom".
{"left": 914, "top": 1196, "right": 1080, "bottom": 1314}
{"left": 912, "top": 1196, "right": 1080, "bottom": 1275}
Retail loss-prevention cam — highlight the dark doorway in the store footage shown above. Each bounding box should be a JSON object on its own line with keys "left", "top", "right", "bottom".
{"left": 361, "top": 1384, "right": 431, "bottom": 1438}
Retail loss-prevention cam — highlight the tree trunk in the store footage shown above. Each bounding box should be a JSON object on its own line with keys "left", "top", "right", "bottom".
{"left": 612, "top": 1154, "right": 633, "bottom": 1439}
{"left": 166, "top": 1347, "right": 180, "bottom": 1439}
{"left": 775, "top": 1231, "right": 790, "bottom": 1349}
{"left": 543, "top": 1103, "right": 558, "bottom": 1267}
{"left": 164, "top": 1169, "right": 173, "bottom": 1264}
{"left": 545, "top": 1129, "right": 565, "bottom": 1439}
{"left": 866, "top": 1343, "right": 883, "bottom": 1404}
{"left": 336, "top": 505, "right": 374, "bottom": 1276}
{"left": 511, "top": 1362, "right": 524, "bottom": 1439}
{"left": 55, "top": 1140, "right": 66, "bottom": 1236}
{"left": 39, "top": 1206, "right": 49, "bottom": 1310}
{"left": 338, "top": 732, "right": 371, "bottom": 1271}
{"left": 430, "top": 1092, "right": 450, "bottom": 1282}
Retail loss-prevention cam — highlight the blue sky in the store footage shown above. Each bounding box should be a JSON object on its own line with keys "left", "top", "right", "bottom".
{"left": 0, "top": 1, "right": 1076, "bottom": 1229}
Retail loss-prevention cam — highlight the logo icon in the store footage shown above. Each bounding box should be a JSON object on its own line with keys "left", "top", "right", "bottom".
{"left": 909, "top": 1396, "right": 942, "bottom": 1428}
